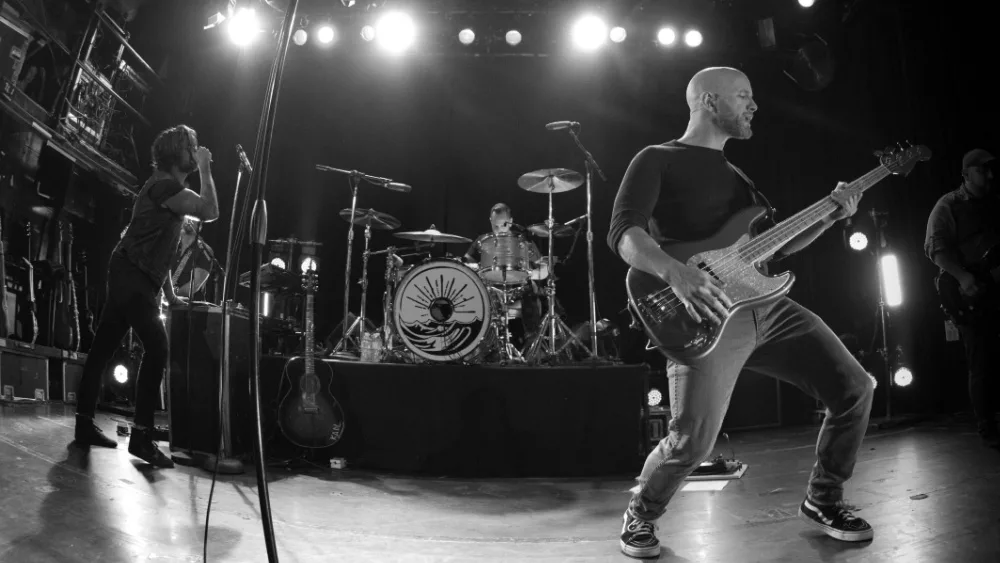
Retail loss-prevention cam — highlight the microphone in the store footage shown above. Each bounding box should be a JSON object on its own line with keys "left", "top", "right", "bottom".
{"left": 236, "top": 144, "right": 252, "bottom": 172}
{"left": 545, "top": 120, "right": 580, "bottom": 131}
{"left": 565, "top": 214, "right": 588, "bottom": 227}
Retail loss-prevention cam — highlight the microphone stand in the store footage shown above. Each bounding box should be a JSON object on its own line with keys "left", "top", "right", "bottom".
{"left": 244, "top": 1, "right": 299, "bottom": 561}
{"left": 563, "top": 126, "right": 607, "bottom": 361}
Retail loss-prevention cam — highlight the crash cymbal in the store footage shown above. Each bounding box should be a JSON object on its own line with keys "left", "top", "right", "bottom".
{"left": 517, "top": 168, "right": 584, "bottom": 193}
{"left": 528, "top": 222, "right": 575, "bottom": 238}
{"left": 394, "top": 225, "right": 472, "bottom": 244}
{"left": 339, "top": 208, "right": 401, "bottom": 230}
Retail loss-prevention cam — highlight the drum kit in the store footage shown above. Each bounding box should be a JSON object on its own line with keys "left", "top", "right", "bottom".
{"left": 318, "top": 166, "right": 601, "bottom": 366}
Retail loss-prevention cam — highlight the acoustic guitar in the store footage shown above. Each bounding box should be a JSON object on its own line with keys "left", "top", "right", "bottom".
{"left": 276, "top": 270, "right": 346, "bottom": 449}
{"left": 936, "top": 245, "right": 1000, "bottom": 324}
{"left": 625, "top": 144, "right": 930, "bottom": 364}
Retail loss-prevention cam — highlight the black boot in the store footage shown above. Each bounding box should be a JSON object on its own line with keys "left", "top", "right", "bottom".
{"left": 74, "top": 415, "right": 118, "bottom": 448}
{"left": 128, "top": 427, "right": 174, "bottom": 468}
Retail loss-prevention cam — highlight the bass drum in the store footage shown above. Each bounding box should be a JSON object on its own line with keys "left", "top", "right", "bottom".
{"left": 393, "top": 259, "right": 493, "bottom": 363}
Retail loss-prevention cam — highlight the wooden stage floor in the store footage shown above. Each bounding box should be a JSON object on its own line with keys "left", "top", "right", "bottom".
{"left": 1, "top": 403, "right": 998, "bottom": 562}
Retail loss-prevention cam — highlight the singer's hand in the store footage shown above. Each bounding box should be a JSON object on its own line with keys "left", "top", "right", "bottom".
{"left": 195, "top": 147, "right": 213, "bottom": 170}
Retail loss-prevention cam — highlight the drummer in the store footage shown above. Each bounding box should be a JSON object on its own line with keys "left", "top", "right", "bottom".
{"left": 463, "top": 203, "right": 547, "bottom": 277}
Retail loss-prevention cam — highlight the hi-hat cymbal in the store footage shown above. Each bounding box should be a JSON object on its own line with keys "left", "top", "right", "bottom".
{"left": 517, "top": 168, "right": 584, "bottom": 193}
{"left": 339, "top": 208, "right": 401, "bottom": 230}
{"left": 394, "top": 225, "right": 472, "bottom": 244}
{"left": 528, "top": 222, "right": 575, "bottom": 238}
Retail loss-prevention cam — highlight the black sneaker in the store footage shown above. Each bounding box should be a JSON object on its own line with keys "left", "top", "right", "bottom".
{"left": 74, "top": 415, "right": 118, "bottom": 448}
{"left": 128, "top": 428, "right": 174, "bottom": 468}
{"left": 619, "top": 511, "right": 660, "bottom": 558}
{"left": 798, "top": 499, "right": 874, "bottom": 542}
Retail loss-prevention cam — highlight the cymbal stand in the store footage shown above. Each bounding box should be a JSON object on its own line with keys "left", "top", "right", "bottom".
{"left": 331, "top": 173, "right": 363, "bottom": 356}
{"left": 333, "top": 217, "right": 376, "bottom": 356}
{"left": 525, "top": 188, "right": 589, "bottom": 364}
{"left": 381, "top": 246, "right": 398, "bottom": 350}
{"left": 495, "top": 276, "right": 524, "bottom": 364}
{"left": 565, "top": 125, "right": 608, "bottom": 360}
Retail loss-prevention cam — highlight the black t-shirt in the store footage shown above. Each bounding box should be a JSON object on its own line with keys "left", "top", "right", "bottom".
{"left": 116, "top": 176, "right": 185, "bottom": 287}
{"left": 607, "top": 141, "right": 767, "bottom": 253}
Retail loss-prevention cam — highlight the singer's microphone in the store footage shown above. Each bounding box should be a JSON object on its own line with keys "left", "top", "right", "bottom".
{"left": 235, "top": 144, "right": 252, "bottom": 172}
{"left": 545, "top": 120, "right": 580, "bottom": 131}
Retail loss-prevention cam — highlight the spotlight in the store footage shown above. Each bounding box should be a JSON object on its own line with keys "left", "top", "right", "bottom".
{"left": 879, "top": 254, "right": 903, "bottom": 307}
{"left": 292, "top": 29, "right": 308, "bottom": 46}
{"left": 360, "top": 25, "right": 375, "bottom": 42}
{"left": 270, "top": 257, "right": 286, "bottom": 269}
{"left": 375, "top": 11, "right": 416, "bottom": 53}
{"left": 458, "top": 28, "right": 475, "bottom": 45}
{"left": 505, "top": 29, "right": 522, "bottom": 46}
{"left": 656, "top": 27, "right": 676, "bottom": 46}
{"left": 317, "top": 25, "right": 335, "bottom": 44}
{"left": 648, "top": 388, "right": 663, "bottom": 407}
{"left": 227, "top": 7, "right": 260, "bottom": 47}
{"left": 893, "top": 366, "right": 913, "bottom": 387}
{"left": 341, "top": 0, "right": 356, "bottom": 6}
{"left": 300, "top": 256, "right": 318, "bottom": 273}
{"left": 848, "top": 232, "right": 868, "bottom": 251}
{"left": 113, "top": 364, "right": 129, "bottom": 384}
{"left": 684, "top": 29, "right": 703, "bottom": 47}
{"left": 571, "top": 15, "right": 607, "bottom": 52}
{"left": 867, "top": 371, "right": 878, "bottom": 390}
{"left": 799, "top": 0, "right": 816, "bottom": 7}
{"left": 610, "top": 26, "right": 627, "bottom": 43}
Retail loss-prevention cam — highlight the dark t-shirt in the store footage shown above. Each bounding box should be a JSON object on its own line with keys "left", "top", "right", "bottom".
{"left": 924, "top": 184, "right": 1000, "bottom": 267}
{"left": 115, "top": 176, "right": 186, "bottom": 287}
{"left": 607, "top": 141, "right": 767, "bottom": 253}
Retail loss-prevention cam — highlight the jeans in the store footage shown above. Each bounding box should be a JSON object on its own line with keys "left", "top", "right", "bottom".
{"left": 629, "top": 298, "right": 874, "bottom": 521}
{"left": 958, "top": 318, "right": 1000, "bottom": 436}
{"left": 76, "top": 253, "right": 168, "bottom": 429}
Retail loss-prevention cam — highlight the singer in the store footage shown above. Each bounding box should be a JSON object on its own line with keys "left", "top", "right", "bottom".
{"left": 73, "top": 124, "right": 220, "bottom": 468}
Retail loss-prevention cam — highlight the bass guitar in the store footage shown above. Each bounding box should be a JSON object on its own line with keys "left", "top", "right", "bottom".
{"left": 276, "top": 270, "right": 346, "bottom": 449}
{"left": 936, "top": 245, "right": 1000, "bottom": 324}
{"left": 626, "top": 143, "right": 930, "bottom": 364}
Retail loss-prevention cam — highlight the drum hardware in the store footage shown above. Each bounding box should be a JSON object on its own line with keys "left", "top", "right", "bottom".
{"left": 332, "top": 207, "right": 400, "bottom": 359}
{"left": 547, "top": 121, "right": 608, "bottom": 361}
{"left": 491, "top": 284, "right": 524, "bottom": 364}
{"left": 518, "top": 168, "right": 590, "bottom": 364}
{"left": 316, "top": 165, "right": 409, "bottom": 358}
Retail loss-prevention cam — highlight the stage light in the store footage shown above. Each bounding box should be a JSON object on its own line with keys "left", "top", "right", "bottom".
{"left": 458, "top": 28, "right": 475, "bottom": 45}
{"left": 849, "top": 231, "right": 868, "bottom": 251}
{"left": 301, "top": 256, "right": 318, "bottom": 273}
{"left": 506, "top": 29, "right": 522, "bottom": 46}
{"left": 610, "top": 26, "right": 627, "bottom": 43}
{"left": 880, "top": 253, "right": 903, "bottom": 307}
{"left": 656, "top": 27, "right": 676, "bottom": 46}
{"left": 270, "top": 257, "right": 286, "bottom": 269}
{"left": 684, "top": 29, "right": 703, "bottom": 47}
{"left": 799, "top": 0, "right": 816, "bottom": 7}
{"left": 571, "top": 15, "right": 608, "bottom": 52}
{"left": 375, "top": 11, "right": 416, "bottom": 53}
{"left": 648, "top": 388, "right": 663, "bottom": 407}
{"left": 341, "top": 0, "right": 356, "bottom": 6}
{"left": 360, "top": 25, "right": 375, "bottom": 42}
{"left": 227, "top": 7, "right": 260, "bottom": 47}
{"left": 893, "top": 366, "right": 913, "bottom": 387}
{"left": 113, "top": 364, "right": 129, "bottom": 384}
{"left": 867, "top": 371, "right": 878, "bottom": 390}
{"left": 292, "top": 29, "right": 308, "bottom": 45}
{"left": 317, "top": 25, "right": 335, "bottom": 44}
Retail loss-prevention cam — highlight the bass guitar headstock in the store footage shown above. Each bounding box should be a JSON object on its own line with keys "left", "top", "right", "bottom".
{"left": 876, "top": 141, "right": 932, "bottom": 177}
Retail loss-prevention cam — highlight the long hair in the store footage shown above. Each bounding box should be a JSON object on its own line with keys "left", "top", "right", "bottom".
{"left": 151, "top": 125, "right": 197, "bottom": 172}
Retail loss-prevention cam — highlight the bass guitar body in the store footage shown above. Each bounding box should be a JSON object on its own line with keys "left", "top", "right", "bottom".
{"left": 626, "top": 207, "right": 793, "bottom": 364}
{"left": 276, "top": 356, "right": 345, "bottom": 449}
{"left": 936, "top": 245, "right": 1000, "bottom": 324}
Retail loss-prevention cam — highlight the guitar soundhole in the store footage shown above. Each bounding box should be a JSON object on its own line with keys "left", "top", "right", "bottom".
{"left": 300, "top": 374, "right": 320, "bottom": 394}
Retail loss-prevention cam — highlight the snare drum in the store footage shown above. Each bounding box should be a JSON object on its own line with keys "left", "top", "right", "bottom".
{"left": 478, "top": 232, "right": 531, "bottom": 285}
{"left": 393, "top": 259, "right": 493, "bottom": 363}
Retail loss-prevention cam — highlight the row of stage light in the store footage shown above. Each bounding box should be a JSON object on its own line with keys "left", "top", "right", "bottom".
{"left": 221, "top": 9, "right": 706, "bottom": 53}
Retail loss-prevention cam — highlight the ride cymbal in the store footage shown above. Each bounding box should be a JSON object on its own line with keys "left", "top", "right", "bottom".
{"left": 339, "top": 208, "right": 401, "bottom": 230}
{"left": 517, "top": 168, "right": 584, "bottom": 193}
{"left": 393, "top": 225, "right": 472, "bottom": 244}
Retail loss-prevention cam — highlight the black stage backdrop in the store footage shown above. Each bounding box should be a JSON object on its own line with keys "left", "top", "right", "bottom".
{"left": 91, "top": 0, "right": 997, "bottom": 417}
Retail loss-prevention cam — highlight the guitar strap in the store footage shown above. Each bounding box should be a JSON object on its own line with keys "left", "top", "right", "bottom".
{"left": 728, "top": 162, "right": 777, "bottom": 228}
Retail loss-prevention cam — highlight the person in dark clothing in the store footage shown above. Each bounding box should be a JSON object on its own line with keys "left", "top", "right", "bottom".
{"left": 73, "top": 125, "right": 220, "bottom": 467}
{"left": 171, "top": 217, "right": 215, "bottom": 301}
{"left": 924, "top": 148, "right": 999, "bottom": 447}
{"left": 609, "top": 67, "right": 874, "bottom": 558}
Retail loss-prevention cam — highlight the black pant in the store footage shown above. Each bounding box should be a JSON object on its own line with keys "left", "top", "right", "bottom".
{"left": 958, "top": 318, "right": 1000, "bottom": 436}
{"left": 76, "top": 254, "right": 168, "bottom": 428}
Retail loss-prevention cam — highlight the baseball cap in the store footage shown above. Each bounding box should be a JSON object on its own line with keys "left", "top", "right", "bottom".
{"left": 962, "top": 148, "right": 994, "bottom": 170}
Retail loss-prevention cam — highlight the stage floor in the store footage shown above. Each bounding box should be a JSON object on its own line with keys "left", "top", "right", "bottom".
{"left": 1, "top": 403, "right": 998, "bottom": 562}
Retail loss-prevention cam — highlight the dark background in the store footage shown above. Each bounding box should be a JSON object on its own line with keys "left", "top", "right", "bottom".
{"left": 63, "top": 0, "right": 995, "bottom": 420}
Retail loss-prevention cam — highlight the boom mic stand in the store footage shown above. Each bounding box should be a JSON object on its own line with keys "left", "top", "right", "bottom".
{"left": 561, "top": 123, "right": 607, "bottom": 361}
{"left": 243, "top": 1, "right": 300, "bottom": 561}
